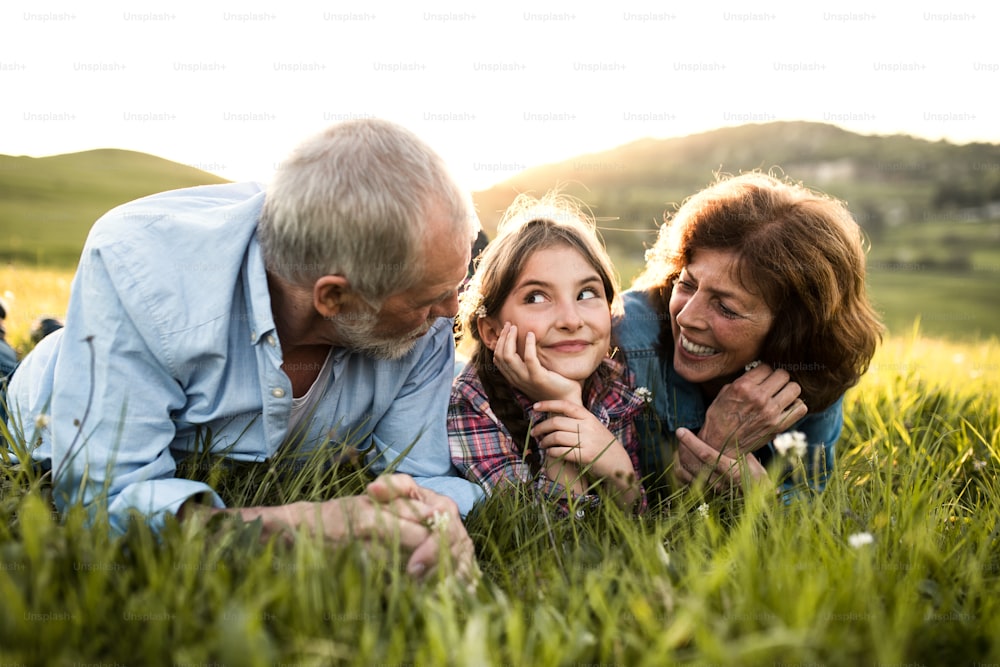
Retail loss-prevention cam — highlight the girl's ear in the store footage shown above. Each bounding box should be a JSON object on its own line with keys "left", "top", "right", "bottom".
{"left": 477, "top": 316, "right": 502, "bottom": 351}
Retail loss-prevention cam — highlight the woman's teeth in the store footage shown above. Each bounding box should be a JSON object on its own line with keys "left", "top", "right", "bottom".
{"left": 681, "top": 335, "right": 718, "bottom": 357}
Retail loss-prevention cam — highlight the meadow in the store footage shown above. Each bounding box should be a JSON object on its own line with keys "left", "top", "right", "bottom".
{"left": 1, "top": 262, "right": 998, "bottom": 666}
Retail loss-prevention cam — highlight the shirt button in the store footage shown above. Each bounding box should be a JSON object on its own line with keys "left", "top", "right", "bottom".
{"left": 271, "top": 388, "right": 286, "bottom": 398}
{"left": 265, "top": 334, "right": 277, "bottom": 347}
{"left": 250, "top": 330, "right": 257, "bottom": 343}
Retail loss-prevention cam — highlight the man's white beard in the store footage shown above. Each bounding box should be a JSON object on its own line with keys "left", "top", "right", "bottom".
{"left": 332, "top": 309, "right": 430, "bottom": 361}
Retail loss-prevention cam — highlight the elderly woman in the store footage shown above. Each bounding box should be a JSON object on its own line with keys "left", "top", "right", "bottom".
{"left": 614, "top": 172, "right": 883, "bottom": 496}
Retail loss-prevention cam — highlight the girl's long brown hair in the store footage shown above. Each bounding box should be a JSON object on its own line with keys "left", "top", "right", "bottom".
{"left": 457, "top": 192, "right": 622, "bottom": 469}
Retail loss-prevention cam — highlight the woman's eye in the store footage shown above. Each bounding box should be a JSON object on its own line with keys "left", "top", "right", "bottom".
{"left": 718, "top": 303, "right": 740, "bottom": 319}
{"left": 578, "top": 287, "right": 600, "bottom": 300}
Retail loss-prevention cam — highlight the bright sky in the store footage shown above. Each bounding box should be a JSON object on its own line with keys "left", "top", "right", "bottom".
{"left": 2, "top": 2, "right": 996, "bottom": 192}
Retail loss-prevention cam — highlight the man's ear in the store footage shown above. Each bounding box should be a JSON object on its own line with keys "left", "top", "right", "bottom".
{"left": 313, "top": 275, "right": 352, "bottom": 319}
{"left": 477, "top": 316, "right": 502, "bottom": 351}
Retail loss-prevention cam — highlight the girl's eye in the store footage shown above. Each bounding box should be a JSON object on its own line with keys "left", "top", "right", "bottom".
{"left": 578, "top": 287, "right": 600, "bottom": 300}
{"left": 525, "top": 292, "right": 547, "bottom": 304}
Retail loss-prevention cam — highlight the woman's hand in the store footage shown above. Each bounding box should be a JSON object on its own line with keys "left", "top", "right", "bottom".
{"left": 492, "top": 322, "right": 582, "bottom": 404}
{"left": 699, "top": 363, "right": 809, "bottom": 456}
{"left": 673, "top": 427, "right": 769, "bottom": 494}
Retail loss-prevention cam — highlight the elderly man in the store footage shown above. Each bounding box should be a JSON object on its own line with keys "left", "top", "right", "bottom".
{"left": 5, "top": 119, "right": 482, "bottom": 580}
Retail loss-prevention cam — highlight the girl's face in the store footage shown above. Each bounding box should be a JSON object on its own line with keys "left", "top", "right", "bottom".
{"left": 482, "top": 244, "right": 611, "bottom": 385}
{"left": 668, "top": 248, "right": 774, "bottom": 393}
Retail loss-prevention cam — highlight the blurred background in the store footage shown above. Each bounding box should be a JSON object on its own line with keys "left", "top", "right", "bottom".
{"left": 2, "top": 2, "right": 998, "bottom": 345}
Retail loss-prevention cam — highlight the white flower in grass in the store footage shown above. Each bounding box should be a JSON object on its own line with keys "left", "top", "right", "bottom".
{"left": 696, "top": 503, "right": 709, "bottom": 518}
{"left": 34, "top": 413, "right": 50, "bottom": 430}
{"left": 848, "top": 532, "right": 874, "bottom": 548}
{"left": 773, "top": 430, "right": 808, "bottom": 459}
{"left": 635, "top": 386, "right": 653, "bottom": 404}
{"left": 425, "top": 510, "right": 451, "bottom": 533}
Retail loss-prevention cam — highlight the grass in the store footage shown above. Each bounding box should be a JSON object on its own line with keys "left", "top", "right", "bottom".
{"left": 2, "top": 304, "right": 999, "bottom": 664}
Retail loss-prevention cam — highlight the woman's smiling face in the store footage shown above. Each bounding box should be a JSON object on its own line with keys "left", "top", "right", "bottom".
{"left": 668, "top": 248, "right": 775, "bottom": 392}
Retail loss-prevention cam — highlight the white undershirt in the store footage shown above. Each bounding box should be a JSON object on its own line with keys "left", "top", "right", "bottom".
{"left": 286, "top": 348, "right": 335, "bottom": 437}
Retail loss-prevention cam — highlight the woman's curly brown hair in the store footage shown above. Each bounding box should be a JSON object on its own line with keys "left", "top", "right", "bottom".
{"left": 633, "top": 171, "right": 884, "bottom": 411}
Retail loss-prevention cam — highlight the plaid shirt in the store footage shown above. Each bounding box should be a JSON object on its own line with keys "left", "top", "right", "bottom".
{"left": 448, "top": 358, "right": 647, "bottom": 513}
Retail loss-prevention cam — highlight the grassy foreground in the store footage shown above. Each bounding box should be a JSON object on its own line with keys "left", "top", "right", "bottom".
{"left": 1, "top": 331, "right": 998, "bottom": 666}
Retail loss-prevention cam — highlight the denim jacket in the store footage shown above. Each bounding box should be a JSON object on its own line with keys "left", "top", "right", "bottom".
{"left": 613, "top": 289, "right": 841, "bottom": 492}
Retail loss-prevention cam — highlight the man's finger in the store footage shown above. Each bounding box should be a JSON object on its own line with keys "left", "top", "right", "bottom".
{"left": 366, "top": 473, "right": 420, "bottom": 503}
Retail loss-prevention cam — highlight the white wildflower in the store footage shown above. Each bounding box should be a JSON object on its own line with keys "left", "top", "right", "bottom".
{"left": 696, "top": 503, "right": 709, "bottom": 518}
{"left": 656, "top": 542, "right": 671, "bottom": 567}
{"left": 773, "top": 430, "right": 808, "bottom": 458}
{"left": 973, "top": 459, "right": 988, "bottom": 471}
{"left": 426, "top": 510, "right": 451, "bottom": 533}
{"left": 848, "top": 532, "right": 874, "bottom": 548}
{"left": 34, "top": 413, "right": 51, "bottom": 430}
{"left": 635, "top": 386, "right": 653, "bottom": 404}
{"left": 475, "top": 304, "right": 488, "bottom": 319}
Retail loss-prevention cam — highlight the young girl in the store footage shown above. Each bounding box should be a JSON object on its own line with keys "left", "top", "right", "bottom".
{"left": 448, "top": 193, "right": 646, "bottom": 513}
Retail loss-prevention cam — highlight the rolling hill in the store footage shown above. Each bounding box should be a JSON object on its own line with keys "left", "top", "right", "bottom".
{"left": 472, "top": 121, "right": 1000, "bottom": 271}
{"left": 2, "top": 123, "right": 998, "bottom": 339}
{"left": 0, "top": 149, "right": 229, "bottom": 265}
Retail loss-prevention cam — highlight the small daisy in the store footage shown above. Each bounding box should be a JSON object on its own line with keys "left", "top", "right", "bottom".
{"left": 34, "top": 413, "right": 50, "bottom": 430}
{"left": 696, "top": 503, "right": 710, "bottom": 518}
{"left": 848, "top": 532, "right": 874, "bottom": 548}
{"left": 475, "top": 304, "right": 488, "bottom": 319}
{"left": 773, "top": 430, "right": 808, "bottom": 458}
{"left": 425, "top": 510, "right": 451, "bottom": 533}
{"left": 635, "top": 386, "right": 653, "bottom": 403}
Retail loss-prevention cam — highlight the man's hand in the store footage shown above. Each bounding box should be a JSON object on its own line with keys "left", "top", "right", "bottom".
{"left": 365, "top": 474, "right": 478, "bottom": 584}
{"left": 194, "top": 474, "right": 478, "bottom": 585}
{"left": 699, "top": 363, "right": 808, "bottom": 456}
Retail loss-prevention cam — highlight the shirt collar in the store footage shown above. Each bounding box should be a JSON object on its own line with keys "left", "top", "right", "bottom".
{"left": 243, "top": 232, "right": 278, "bottom": 347}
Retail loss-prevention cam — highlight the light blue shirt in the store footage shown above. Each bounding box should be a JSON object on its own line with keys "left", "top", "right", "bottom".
{"left": 613, "top": 289, "right": 842, "bottom": 492}
{"left": 5, "top": 182, "right": 483, "bottom": 533}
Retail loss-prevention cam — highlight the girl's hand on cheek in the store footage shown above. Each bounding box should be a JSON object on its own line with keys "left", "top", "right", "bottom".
{"left": 493, "top": 323, "right": 581, "bottom": 404}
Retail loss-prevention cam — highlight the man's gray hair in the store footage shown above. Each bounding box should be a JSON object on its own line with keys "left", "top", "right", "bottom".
{"left": 258, "top": 118, "right": 476, "bottom": 304}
